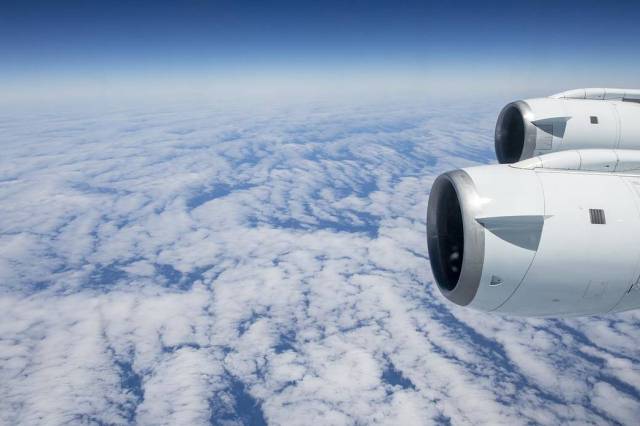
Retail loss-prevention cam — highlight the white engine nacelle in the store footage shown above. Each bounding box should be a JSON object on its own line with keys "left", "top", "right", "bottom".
{"left": 427, "top": 149, "right": 640, "bottom": 316}
{"left": 495, "top": 88, "right": 640, "bottom": 163}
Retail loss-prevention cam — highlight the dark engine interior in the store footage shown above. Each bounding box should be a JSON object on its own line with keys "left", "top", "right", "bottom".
{"left": 495, "top": 104, "right": 525, "bottom": 164}
{"left": 427, "top": 178, "right": 464, "bottom": 291}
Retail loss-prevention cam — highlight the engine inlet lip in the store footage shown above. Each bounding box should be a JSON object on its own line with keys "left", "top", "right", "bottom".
{"left": 427, "top": 170, "right": 485, "bottom": 306}
{"left": 495, "top": 101, "right": 537, "bottom": 163}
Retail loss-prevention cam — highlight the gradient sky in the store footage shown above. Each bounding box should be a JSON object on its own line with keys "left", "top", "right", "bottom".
{"left": 2, "top": 0, "right": 640, "bottom": 101}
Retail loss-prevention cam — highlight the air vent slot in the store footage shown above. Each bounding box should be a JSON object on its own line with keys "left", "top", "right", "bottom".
{"left": 589, "top": 209, "right": 606, "bottom": 224}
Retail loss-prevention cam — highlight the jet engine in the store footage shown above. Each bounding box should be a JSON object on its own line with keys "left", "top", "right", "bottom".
{"left": 495, "top": 88, "right": 640, "bottom": 163}
{"left": 427, "top": 88, "right": 640, "bottom": 316}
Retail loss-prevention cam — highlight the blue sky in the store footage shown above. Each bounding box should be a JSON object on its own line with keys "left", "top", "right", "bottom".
{"left": 2, "top": 0, "right": 640, "bottom": 101}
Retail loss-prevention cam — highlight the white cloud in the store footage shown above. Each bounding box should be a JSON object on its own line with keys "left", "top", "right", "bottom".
{"left": 0, "top": 97, "right": 638, "bottom": 425}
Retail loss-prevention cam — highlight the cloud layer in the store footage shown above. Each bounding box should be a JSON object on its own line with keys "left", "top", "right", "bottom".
{"left": 0, "top": 98, "right": 638, "bottom": 425}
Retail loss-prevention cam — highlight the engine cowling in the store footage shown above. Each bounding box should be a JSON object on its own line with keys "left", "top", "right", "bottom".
{"left": 427, "top": 157, "right": 640, "bottom": 316}
{"left": 495, "top": 88, "right": 640, "bottom": 163}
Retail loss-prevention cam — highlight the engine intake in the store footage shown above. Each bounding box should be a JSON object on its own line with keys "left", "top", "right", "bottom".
{"left": 495, "top": 101, "right": 536, "bottom": 163}
{"left": 427, "top": 170, "right": 484, "bottom": 306}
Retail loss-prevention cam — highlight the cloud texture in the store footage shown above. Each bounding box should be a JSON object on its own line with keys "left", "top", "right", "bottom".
{"left": 0, "top": 98, "right": 638, "bottom": 425}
